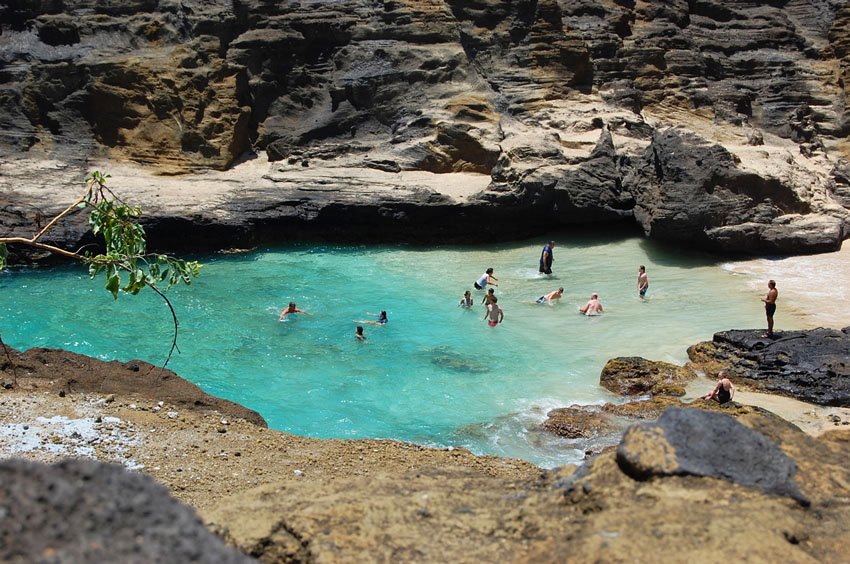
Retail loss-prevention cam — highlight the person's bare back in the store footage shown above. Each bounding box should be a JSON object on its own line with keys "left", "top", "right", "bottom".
{"left": 579, "top": 293, "right": 604, "bottom": 315}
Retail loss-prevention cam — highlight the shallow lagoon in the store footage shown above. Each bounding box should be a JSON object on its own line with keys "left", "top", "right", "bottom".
{"left": 0, "top": 232, "right": 802, "bottom": 467}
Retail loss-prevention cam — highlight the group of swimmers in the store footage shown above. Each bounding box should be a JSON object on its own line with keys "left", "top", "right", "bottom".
{"left": 277, "top": 240, "right": 781, "bottom": 383}
{"left": 461, "top": 242, "right": 650, "bottom": 327}
{"left": 279, "top": 301, "right": 388, "bottom": 341}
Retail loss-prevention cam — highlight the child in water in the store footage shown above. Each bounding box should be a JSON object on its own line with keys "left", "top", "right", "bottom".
{"left": 459, "top": 291, "right": 474, "bottom": 308}
{"left": 355, "top": 326, "right": 366, "bottom": 341}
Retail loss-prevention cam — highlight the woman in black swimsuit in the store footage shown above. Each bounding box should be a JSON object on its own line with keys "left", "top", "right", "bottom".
{"left": 703, "top": 371, "right": 735, "bottom": 404}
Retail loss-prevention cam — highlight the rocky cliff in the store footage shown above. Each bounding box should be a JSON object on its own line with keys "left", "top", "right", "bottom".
{"left": 2, "top": 0, "right": 849, "bottom": 254}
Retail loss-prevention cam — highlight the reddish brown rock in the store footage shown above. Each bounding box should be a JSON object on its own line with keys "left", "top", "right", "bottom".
{"left": 600, "top": 356, "right": 695, "bottom": 397}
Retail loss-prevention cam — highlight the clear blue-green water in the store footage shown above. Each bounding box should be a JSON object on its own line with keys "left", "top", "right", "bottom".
{"left": 0, "top": 233, "right": 781, "bottom": 467}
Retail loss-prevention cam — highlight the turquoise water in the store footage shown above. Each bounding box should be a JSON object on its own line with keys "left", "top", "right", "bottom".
{"left": 0, "top": 233, "right": 783, "bottom": 467}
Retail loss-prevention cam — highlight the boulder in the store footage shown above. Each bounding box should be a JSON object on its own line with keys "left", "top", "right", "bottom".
{"left": 687, "top": 329, "right": 850, "bottom": 407}
{"left": 627, "top": 128, "right": 844, "bottom": 254}
{"left": 600, "top": 356, "right": 694, "bottom": 397}
{"left": 543, "top": 405, "right": 615, "bottom": 439}
{"left": 0, "top": 459, "right": 253, "bottom": 563}
{"left": 616, "top": 407, "right": 808, "bottom": 505}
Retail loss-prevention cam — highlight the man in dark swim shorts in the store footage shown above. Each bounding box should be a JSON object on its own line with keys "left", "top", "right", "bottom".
{"left": 761, "top": 280, "right": 778, "bottom": 338}
{"left": 539, "top": 241, "right": 554, "bottom": 274}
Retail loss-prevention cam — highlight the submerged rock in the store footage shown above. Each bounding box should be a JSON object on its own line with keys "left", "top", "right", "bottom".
{"left": 616, "top": 407, "right": 809, "bottom": 505}
{"left": 428, "top": 347, "right": 489, "bottom": 374}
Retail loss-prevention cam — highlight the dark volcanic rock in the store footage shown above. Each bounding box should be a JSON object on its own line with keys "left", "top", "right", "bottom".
{"left": 0, "top": 346, "right": 267, "bottom": 426}
{"left": 627, "top": 128, "right": 844, "bottom": 254}
{"left": 687, "top": 328, "right": 850, "bottom": 407}
{"left": 616, "top": 407, "right": 808, "bottom": 505}
{"left": 0, "top": 458, "right": 254, "bottom": 563}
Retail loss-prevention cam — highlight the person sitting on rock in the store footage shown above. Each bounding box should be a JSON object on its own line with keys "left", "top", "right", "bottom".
{"left": 703, "top": 371, "right": 735, "bottom": 404}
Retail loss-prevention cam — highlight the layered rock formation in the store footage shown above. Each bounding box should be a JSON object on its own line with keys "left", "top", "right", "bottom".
{"left": 2, "top": 0, "right": 849, "bottom": 255}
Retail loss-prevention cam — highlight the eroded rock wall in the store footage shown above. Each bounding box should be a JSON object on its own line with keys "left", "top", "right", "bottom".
{"left": 1, "top": 0, "right": 849, "bottom": 253}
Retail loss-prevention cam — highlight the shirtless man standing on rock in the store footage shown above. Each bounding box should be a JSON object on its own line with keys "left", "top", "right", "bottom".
{"left": 762, "top": 280, "right": 778, "bottom": 338}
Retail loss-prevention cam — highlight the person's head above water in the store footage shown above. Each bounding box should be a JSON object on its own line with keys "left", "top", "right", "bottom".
{"left": 356, "top": 326, "right": 364, "bottom": 335}
{"left": 380, "top": 310, "right": 387, "bottom": 318}
{"left": 487, "top": 288, "right": 495, "bottom": 295}
{"left": 558, "top": 287, "right": 564, "bottom": 293}
{"left": 486, "top": 268, "right": 494, "bottom": 274}
{"left": 289, "top": 302, "right": 296, "bottom": 308}
{"left": 591, "top": 293, "right": 598, "bottom": 299}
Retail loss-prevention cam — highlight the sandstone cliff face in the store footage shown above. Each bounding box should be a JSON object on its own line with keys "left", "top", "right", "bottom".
{"left": 1, "top": 0, "right": 849, "bottom": 253}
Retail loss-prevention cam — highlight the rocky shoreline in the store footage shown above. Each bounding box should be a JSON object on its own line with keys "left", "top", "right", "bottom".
{"left": 2, "top": 327, "right": 850, "bottom": 561}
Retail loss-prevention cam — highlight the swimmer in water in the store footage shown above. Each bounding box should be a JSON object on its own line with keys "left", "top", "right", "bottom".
{"left": 579, "top": 293, "right": 604, "bottom": 316}
{"left": 637, "top": 265, "right": 649, "bottom": 299}
{"left": 481, "top": 288, "right": 496, "bottom": 307}
{"left": 459, "top": 290, "right": 474, "bottom": 308}
{"left": 355, "top": 326, "right": 366, "bottom": 341}
{"left": 279, "top": 302, "right": 308, "bottom": 321}
{"left": 354, "top": 310, "right": 388, "bottom": 325}
{"left": 536, "top": 287, "right": 564, "bottom": 305}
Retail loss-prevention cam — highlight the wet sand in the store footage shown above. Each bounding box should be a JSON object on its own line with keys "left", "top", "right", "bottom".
{"left": 685, "top": 375, "right": 850, "bottom": 437}
{"left": 723, "top": 244, "right": 850, "bottom": 330}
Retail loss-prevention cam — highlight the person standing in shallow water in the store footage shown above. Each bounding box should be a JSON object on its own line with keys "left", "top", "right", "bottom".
{"left": 539, "top": 241, "right": 555, "bottom": 275}
{"left": 459, "top": 291, "right": 474, "bottom": 308}
{"left": 481, "top": 288, "right": 496, "bottom": 307}
{"left": 483, "top": 295, "right": 504, "bottom": 327}
{"left": 762, "top": 280, "right": 778, "bottom": 338}
{"left": 637, "top": 265, "right": 649, "bottom": 299}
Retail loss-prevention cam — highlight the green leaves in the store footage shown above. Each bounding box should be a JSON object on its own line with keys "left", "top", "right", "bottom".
{"left": 81, "top": 170, "right": 202, "bottom": 299}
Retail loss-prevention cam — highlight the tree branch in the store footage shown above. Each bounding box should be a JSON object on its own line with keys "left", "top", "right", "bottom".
{"left": 0, "top": 237, "right": 84, "bottom": 261}
{"left": 31, "top": 193, "right": 88, "bottom": 243}
{"left": 146, "top": 282, "right": 181, "bottom": 370}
